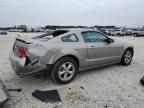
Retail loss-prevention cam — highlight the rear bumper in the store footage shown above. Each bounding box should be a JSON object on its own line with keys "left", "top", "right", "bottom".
{"left": 0, "top": 80, "right": 10, "bottom": 106}
{"left": 9, "top": 51, "right": 47, "bottom": 75}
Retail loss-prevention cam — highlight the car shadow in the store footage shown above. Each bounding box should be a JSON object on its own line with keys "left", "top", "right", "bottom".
{"left": 13, "top": 62, "right": 135, "bottom": 87}
{"left": 78, "top": 63, "right": 121, "bottom": 75}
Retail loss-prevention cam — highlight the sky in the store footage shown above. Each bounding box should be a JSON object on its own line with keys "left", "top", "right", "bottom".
{"left": 0, "top": 0, "right": 144, "bottom": 27}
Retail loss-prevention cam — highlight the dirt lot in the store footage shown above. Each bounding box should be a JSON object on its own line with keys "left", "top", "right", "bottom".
{"left": 0, "top": 32, "right": 144, "bottom": 108}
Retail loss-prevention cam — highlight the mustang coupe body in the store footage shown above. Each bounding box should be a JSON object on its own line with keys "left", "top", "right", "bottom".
{"left": 9, "top": 29, "right": 134, "bottom": 84}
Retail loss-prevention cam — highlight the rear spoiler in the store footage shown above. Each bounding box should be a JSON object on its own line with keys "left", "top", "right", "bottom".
{"left": 13, "top": 38, "right": 31, "bottom": 51}
{"left": 16, "top": 38, "right": 31, "bottom": 44}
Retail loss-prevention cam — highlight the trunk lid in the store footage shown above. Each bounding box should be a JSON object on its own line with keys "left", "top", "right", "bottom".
{"left": 13, "top": 37, "right": 44, "bottom": 57}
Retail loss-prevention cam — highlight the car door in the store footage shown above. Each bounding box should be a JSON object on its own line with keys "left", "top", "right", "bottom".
{"left": 81, "top": 31, "right": 122, "bottom": 67}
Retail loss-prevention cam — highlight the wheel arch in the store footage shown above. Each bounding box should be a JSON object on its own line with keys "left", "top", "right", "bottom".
{"left": 54, "top": 55, "right": 80, "bottom": 68}
{"left": 49, "top": 49, "right": 81, "bottom": 68}
{"left": 126, "top": 47, "right": 134, "bottom": 56}
{"left": 123, "top": 47, "right": 134, "bottom": 57}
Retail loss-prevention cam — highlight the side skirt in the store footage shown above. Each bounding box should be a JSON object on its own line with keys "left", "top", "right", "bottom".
{"left": 79, "top": 61, "right": 120, "bottom": 72}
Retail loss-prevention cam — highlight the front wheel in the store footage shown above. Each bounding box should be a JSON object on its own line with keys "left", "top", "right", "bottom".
{"left": 51, "top": 57, "right": 78, "bottom": 84}
{"left": 120, "top": 49, "right": 133, "bottom": 66}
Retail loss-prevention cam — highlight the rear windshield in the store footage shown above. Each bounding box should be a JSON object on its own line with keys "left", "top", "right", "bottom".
{"left": 32, "top": 30, "right": 69, "bottom": 41}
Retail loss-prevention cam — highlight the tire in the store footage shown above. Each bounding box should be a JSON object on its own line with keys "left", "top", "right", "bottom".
{"left": 117, "top": 33, "right": 121, "bottom": 36}
{"left": 120, "top": 49, "right": 133, "bottom": 66}
{"left": 133, "top": 33, "right": 138, "bottom": 37}
{"left": 51, "top": 57, "right": 78, "bottom": 84}
{"left": 140, "top": 76, "right": 144, "bottom": 86}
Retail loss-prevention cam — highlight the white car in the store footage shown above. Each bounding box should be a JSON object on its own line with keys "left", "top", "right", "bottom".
{"left": 133, "top": 30, "right": 144, "bottom": 37}
{"left": 110, "top": 29, "right": 125, "bottom": 36}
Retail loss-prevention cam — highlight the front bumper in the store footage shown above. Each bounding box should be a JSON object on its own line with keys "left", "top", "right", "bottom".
{"left": 9, "top": 51, "right": 47, "bottom": 75}
{"left": 0, "top": 80, "right": 10, "bottom": 107}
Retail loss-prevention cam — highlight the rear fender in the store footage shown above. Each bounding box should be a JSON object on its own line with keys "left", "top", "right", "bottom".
{"left": 48, "top": 49, "right": 85, "bottom": 67}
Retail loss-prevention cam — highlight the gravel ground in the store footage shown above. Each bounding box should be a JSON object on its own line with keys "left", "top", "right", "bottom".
{"left": 0, "top": 32, "right": 144, "bottom": 108}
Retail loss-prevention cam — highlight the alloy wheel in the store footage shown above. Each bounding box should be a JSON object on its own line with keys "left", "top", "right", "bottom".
{"left": 58, "top": 62, "right": 75, "bottom": 81}
{"left": 124, "top": 50, "right": 132, "bottom": 64}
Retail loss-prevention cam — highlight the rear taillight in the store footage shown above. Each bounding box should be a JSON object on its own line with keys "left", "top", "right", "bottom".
{"left": 18, "top": 47, "right": 27, "bottom": 58}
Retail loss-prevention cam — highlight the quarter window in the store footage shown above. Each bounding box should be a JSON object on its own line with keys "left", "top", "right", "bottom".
{"left": 62, "top": 34, "right": 78, "bottom": 42}
{"left": 82, "top": 32, "right": 107, "bottom": 43}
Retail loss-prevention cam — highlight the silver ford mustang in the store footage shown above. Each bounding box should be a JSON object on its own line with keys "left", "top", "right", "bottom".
{"left": 9, "top": 29, "right": 134, "bottom": 84}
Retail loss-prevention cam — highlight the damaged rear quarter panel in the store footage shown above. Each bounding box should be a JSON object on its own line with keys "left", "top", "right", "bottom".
{"left": 28, "top": 43, "right": 62, "bottom": 64}
{"left": 40, "top": 47, "right": 62, "bottom": 64}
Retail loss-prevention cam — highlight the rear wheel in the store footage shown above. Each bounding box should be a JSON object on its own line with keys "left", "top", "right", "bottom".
{"left": 51, "top": 57, "right": 78, "bottom": 84}
{"left": 120, "top": 49, "right": 133, "bottom": 66}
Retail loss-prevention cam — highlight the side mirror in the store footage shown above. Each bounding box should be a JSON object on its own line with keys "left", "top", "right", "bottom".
{"left": 107, "top": 38, "right": 114, "bottom": 43}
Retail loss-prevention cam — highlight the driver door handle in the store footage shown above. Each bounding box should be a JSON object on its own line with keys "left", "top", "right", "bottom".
{"left": 89, "top": 46, "right": 95, "bottom": 48}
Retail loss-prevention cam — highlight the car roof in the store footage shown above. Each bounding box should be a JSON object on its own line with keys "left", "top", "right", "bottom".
{"left": 35, "top": 29, "right": 103, "bottom": 39}
{"left": 56, "top": 29, "right": 100, "bottom": 33}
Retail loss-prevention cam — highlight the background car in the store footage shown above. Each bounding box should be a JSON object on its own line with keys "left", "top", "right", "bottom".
{"left": 132, "top": 30, "right": 144, "bottom": 37}
{"left": 97, "top": 28, "right": 107, "bottom": 35}
{"left": 0, "top": 31, "right": 8, "bottom": 35}
{"left": 9, "top": 30, "right": 134, "bottom": 84}
{"left": 110, "top": 29, "right": 125, "bottom": 36}
{"left": 125, "top": 29, "right": 134, "bottom": 36}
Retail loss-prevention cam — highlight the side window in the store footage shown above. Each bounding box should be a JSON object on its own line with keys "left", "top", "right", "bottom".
{"left": 82, "top": 32, "right": 107, "bottom": 43}
{"left": 62, "top": 34, "right": 78, "bottom": 42}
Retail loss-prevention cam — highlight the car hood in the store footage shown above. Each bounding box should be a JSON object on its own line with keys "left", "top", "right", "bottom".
{"left": 113, "top": 38, "right": 134, "bottom": 48}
